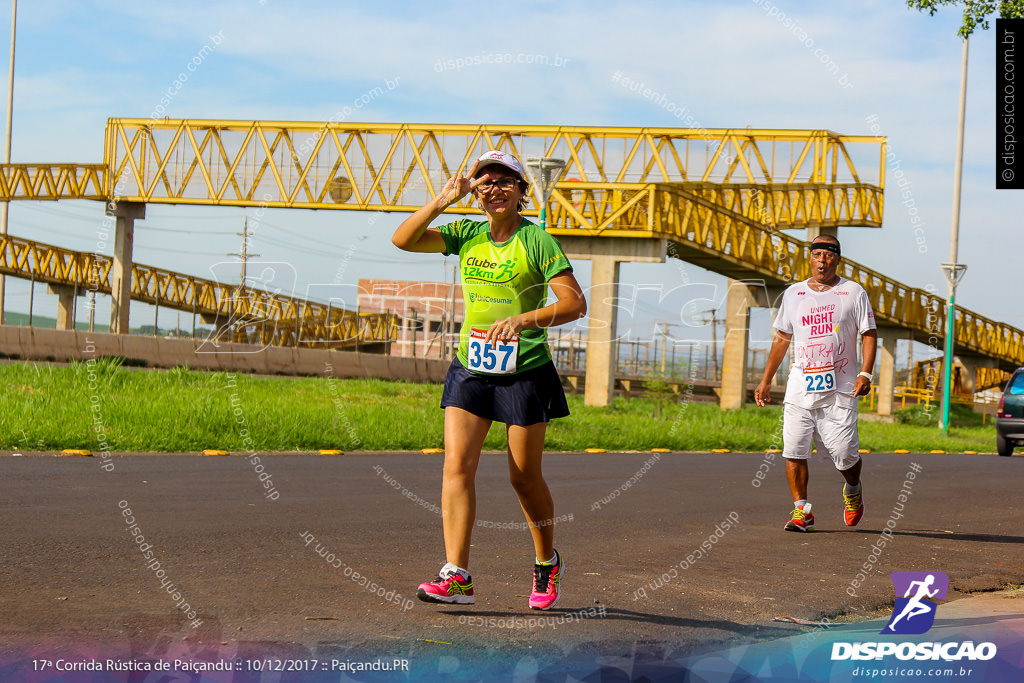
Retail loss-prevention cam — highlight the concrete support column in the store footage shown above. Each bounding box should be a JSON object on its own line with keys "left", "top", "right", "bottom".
{"left": 108, "top": 202, "right": 145, "bottom": 334}
{"left": 720, "top": 280, "right": 757, "bottom": 409}
{"left": 47, "top": 283, "right": 77, "bottom": 331}
{"left": 876, "top": 326, "right": 899, "bottom": 417}
{"left": 583, "top": 256, "right": 619, "bottom": 407}
{"left": 805, "top": 226, "right": 837, "bottom": 242}
{"left": 959, "top": 356, "right": 997, "bottom": 395}
{"left": 560, "top": 236, "right": 666, "bottom": 408}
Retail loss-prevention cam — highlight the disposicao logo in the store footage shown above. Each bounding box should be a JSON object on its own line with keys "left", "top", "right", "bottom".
{"left": 831, "top": 570, "right": 997, "bottom": 663}
{"left": 883, "top": 571, "right": 948, "bottom": 635}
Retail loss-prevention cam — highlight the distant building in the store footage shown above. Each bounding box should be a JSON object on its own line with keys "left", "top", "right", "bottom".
{"left": 358, "top": 278, "right": 586, "bottom": 369}
{"left": 358, "top": 279, "right": 463, "bottom": 359}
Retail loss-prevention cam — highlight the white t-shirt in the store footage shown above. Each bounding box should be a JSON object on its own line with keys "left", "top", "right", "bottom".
{"left": 773, "top": 277, "right": 876, "bottom": 410}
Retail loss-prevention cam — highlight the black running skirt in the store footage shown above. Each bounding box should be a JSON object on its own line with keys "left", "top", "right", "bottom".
{"left": 440, "top": 358, "right": 570, "bottom": 426}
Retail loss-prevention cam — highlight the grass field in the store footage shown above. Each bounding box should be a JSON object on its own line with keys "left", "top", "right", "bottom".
{"left": 0, "top": 358, "right": 998, "bottom": 454}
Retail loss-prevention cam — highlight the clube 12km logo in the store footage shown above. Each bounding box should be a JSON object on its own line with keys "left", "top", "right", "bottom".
{"left": 831, "top": 572, "right": 997, "bottom": 662}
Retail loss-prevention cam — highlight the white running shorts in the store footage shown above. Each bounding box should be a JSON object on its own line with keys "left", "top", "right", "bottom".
{"left": 781, "top": 400, "right": 861, "bottom": 470}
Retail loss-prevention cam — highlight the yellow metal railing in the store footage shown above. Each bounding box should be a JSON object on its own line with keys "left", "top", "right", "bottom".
{"left": 881, "top": 384, "right": 995, "bottom": 424}
{"left": 0, "top": 233, "right": 397, "bottom": 347}
{"left": 894, "top": 385, "right": 935, "bottom": 410}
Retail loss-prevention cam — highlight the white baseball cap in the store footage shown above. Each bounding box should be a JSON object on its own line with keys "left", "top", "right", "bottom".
{"left": 473, "top": 150, "right": 526, "bottom": 181}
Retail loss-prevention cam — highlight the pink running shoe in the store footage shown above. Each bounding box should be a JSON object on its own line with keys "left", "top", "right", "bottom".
{"left": 417, "top": 563, "right": 474, "bottom": 605}
{"left": 529, "top": 550, "right": 563, "bottom": 610}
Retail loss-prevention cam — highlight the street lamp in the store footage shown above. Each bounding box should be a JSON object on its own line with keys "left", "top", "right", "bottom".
{"left": 940, "top": 36, "right": 970, "bottom": 436}
{"left": 524, "top": 157, "right": 566, "bottom": 230}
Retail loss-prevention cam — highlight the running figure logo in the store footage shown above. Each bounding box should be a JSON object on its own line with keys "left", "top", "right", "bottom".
{"left": 882, "top": 571, "right": 949, "bottom": 635}
{"left": 498, "top": 259, "right": 516, "bottom": 280}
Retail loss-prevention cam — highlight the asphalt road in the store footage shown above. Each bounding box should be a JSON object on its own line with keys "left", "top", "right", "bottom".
{"left": 2, "top": 450, "right": 1022, "bottom": 677}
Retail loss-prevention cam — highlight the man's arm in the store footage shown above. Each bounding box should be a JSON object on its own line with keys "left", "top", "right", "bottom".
{"left": 754, "top": 330, "right": 793, "bottom": 407}
{"left": 853, "top": 329, "right": 877, "bottom": 397}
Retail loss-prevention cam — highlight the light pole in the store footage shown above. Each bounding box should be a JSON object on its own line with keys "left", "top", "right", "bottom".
{"left": 940, "top": 36, "right": 969, "bottom": 436}
{"left": 524, "top": 157, "right": 566, "bottom": 230}
{"left": 940, "top": 262, "right": 966, "bottom": 433}
{"left": 0, "top": 0, "right": 16, "bottom": 325}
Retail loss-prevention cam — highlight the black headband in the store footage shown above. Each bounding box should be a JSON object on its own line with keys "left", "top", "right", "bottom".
{"left": 809, "top": 241, "right": 841, "bottom": 256}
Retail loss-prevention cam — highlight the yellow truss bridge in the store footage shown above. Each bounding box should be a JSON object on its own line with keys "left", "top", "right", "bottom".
{"left": 0, "top": 119, "right": 1020, "bottom": 375}
{"left": 0, "top": 232, "right": 396, "bottom": 349}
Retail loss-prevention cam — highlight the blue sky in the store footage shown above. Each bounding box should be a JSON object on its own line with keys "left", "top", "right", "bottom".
{"left": 1, "top": 0, "right": 1016, "bottom": 355}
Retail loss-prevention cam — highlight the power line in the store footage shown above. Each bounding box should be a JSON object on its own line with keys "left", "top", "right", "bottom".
{"left": 134, "top": 244, "right": 228, "bottom": 257}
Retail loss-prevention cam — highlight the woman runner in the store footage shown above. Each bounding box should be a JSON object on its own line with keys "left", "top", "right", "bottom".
{"left": 391, "top": 150, "right": 586, "bottom": 610}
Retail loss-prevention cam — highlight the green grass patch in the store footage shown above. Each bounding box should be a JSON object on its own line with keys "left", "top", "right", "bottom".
{"left": 0, "top": 361, "right": 996, "bottom": 453}
{"left": 893, "top": 401, "right": 985, "bottom": 428}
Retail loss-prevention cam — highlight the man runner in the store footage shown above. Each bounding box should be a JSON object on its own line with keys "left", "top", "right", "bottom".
{"left": 754, "top": 234, "right": 877, "bottom": 532}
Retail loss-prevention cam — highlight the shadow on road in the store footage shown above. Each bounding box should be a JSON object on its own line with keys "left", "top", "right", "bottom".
{"left": 876, "top": 529, "right": 1024, "bottom": 545}
{"left": 443, "top": 607, "right": 795, "bottom": 637}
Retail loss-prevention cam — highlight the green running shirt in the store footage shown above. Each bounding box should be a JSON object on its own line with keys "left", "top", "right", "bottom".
{"left": 439, "top": 218, "right": 573, "bottom": 375}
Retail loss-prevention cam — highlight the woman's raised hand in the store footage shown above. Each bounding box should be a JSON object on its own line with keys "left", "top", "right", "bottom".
{"left": 437, "top": 160, "right": 482, "bottom": 208}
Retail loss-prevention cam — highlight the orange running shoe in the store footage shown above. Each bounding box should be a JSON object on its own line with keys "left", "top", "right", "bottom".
{"left": 784, "top": 503, "right": 815, "bottom": 532}
{"left": 843, "top": 484, "right": 865, "bottom": 526}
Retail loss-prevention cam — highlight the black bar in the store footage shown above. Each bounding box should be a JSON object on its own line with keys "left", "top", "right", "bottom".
{"left": 997, "top": 19, "right": 1024, "bottom": 189}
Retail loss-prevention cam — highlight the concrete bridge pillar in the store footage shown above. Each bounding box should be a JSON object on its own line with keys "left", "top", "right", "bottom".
{"left": 108, "top": 202, "right": 145, "bottom": 334}
{"left": 805, "top": 226, "right": 837, "bottom": 241}
{"left": 559, "top": 236, "right": 666, "bottom": 407}
{"left": 47, "top": 284, "right": 79, "bottom": 331}
{"left": 719, "top": 280, "right": 786, "bottom": 409}
{"left": 720, "top": 281, "right": 756, "bottom": 410}
{"left": 582, "top": 255, "right": 619, "bottom": 407}
{"left": 959, "top": 356, "right": 998, "bottom": 395}
{"left": 875, "top": 326, "right": 900, "bottom": 416}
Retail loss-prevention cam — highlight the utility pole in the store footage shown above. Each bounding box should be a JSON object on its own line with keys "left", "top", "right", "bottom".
{"left": 444, "top": 261, "right": 457, "bottom": 359}
{"left": 699, "top": 310, "right": 720, "bottom": 381}
{"left": 659, "top": 322, "right": 669, "bottom": 376}
{"left": 410, "top": 307, "right": 418, "bottom": 357}
{"left": 227, "top": 217, "right": 261, "bottom": 290}
{"left": 226, "top": 217, "right": 260, "bottom": 341}
{"left": 907, "top": 332, "right": 914, "bottom": 388}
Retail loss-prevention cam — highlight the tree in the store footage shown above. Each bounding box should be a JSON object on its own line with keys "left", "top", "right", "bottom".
{"left": 907, "top": 1, "right": 1024, "bottom": 38}
{"left": 643, "top": 378, "right": 677, "bottom": 420}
